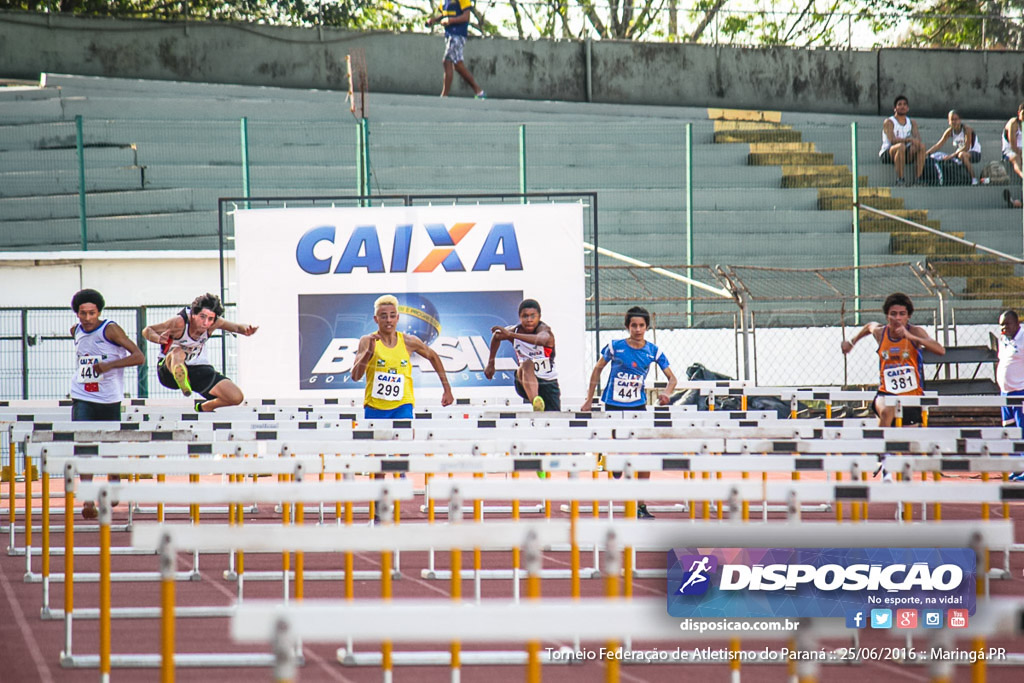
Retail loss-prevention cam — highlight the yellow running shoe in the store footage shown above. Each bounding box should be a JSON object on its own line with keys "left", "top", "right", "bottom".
{"left": 172, "top": 365, "right": 192, "bottom": 397}
{"left": 532, "top": 395, "right": 545, "bottom": 412}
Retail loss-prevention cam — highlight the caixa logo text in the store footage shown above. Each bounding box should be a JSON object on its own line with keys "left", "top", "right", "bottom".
{"left": 295, "top": 222, "right": 523, "bottom": 274}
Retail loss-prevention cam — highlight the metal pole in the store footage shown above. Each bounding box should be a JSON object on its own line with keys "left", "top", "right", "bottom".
{"left": 20, "top": 309, "right": 28, "bottom": 400}
{"left": 360, "top": 118, "right": 371, "bottom": 206}
{"left": 355, "top": 120, "right": 365, "bottom": 197}
{"left": 851, "top": 122, "right": 861, "bottom": 325}
{"left": 685, "top": 123, "right": 694, "bottom": 327}
{"left": 739, "top": 296, "right": 751, "bottom": 381}
{"left": 136, "top": 306, "right": 149, "bottom": 398}
{"left": 518, "top": 125, "right": 527, "bottom": 204}
{"left": 240, "top": 117, "right": 251, "bottom": 208}
{"left": 592, "top": 194, "right": 601, "bottom": 363}
{"left": 75, "top": 115, "right": 87, "bottom": 251}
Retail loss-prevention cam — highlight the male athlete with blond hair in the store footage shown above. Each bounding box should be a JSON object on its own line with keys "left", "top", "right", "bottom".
{"left": 351, "top": 295, "right": 455, "bottom": 418}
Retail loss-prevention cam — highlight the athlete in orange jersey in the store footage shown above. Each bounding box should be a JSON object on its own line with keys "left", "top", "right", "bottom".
{"left": 841, "top": 292, "right": 945, "bottom": 427}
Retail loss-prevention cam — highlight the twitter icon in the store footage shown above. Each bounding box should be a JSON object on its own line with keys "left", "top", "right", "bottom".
{"left": 870, "top": 609, "right": 893, "bottom": 629}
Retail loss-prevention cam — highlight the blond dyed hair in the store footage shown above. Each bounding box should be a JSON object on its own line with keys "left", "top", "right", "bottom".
{"left": 373, "top": 295, "right": 399, "bottom": 313}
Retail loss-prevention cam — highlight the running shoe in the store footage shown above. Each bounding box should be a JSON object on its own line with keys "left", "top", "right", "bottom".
{"left": 1009, "top": 472, "right": 1024, "bottom": 482}
{"left": 172, "top": 365, "right": 192, "bottom": 397}
{"left": 474, "top": 91, "right": 487, "bottom": 99}
{"left": 194, "top": 400, "right": 205, "bottom": 413}
{"left": 636, "top": 503, "right": 655, "bottom": 520}
{"left": 537, "top": 471, "right": 548, "bottom": 479}
{"left": 532, "top": 396, "right": 545, "bottom": 412}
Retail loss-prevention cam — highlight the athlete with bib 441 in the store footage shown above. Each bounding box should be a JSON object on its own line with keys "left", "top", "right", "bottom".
{"left": 351, "top": 295, "right": 455, "bottom": 419}
{"left": 841, "top": 292, "right": 945, "bottom": 427}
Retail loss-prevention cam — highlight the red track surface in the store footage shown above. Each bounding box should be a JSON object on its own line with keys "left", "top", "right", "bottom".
{"left": 2, "top": 475, "right": 1023, "bottom": 682}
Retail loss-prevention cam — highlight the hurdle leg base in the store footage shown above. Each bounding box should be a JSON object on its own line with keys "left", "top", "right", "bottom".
{"left": 223, "top": 570, "right": 238, "bottom": 581}
{"left": 987, "top": 567, "right": 1010, "bottom": 581}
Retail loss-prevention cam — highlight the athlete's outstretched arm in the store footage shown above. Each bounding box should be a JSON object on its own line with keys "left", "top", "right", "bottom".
{"left": 141, "top": 316, "right": 184, "bottom": 347}
{"left": 350, "top": 334, "right": 376, "bottom": 382}
{"left": 213, "top": 319, "right": 259, "bottom": 336}
{"left": 95, "top": 323, "right": 146, "bottom": 375}
{"left": 841, "top": 322, "right": 881, "bottom": 355}
{"left": 581, "top": 357, "right": 608, "bottom": 412}
{"left": 906, "top": 326, "right": 946, "bottom": 356}
{"left": 659, "top": 366, "right": 678, "bottom": 405}
{"left": 483, "top": 329, "right": 507, "bottom": 380}
{"left": 406, "top": 335, "right": 454, "bottom": 406}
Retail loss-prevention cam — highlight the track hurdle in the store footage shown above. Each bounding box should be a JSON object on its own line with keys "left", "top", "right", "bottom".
{"left": 60, "top": 479, "right": 412, "bottom": 676}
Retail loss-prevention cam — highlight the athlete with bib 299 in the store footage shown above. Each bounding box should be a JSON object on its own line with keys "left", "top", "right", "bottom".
{"left": 351, "top": 295, "right": 454, "bottom": 419}
{"left": 841, "top": 292, "right": 945, "bottom": 426}
{"left": 484, "top": 298, "right": 560, "bottom": 411}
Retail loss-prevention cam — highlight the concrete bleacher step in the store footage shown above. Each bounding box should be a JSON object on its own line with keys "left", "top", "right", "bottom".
{"left": 0, "top": 211, "right": 219, "bottom": 249}
{"left": 858, "top": 215, "right": 941, "bottom": 232}
{"left": 0, "top": 98, "right": 64, "bottom": 124}
{"left": 819, "top": 192, "right": 903, "bottom": 211}
{"left": 748, "top": 151, "right": 834, "bottom": 166}
{"left": 781, "top": 169, "right": 867, "bottom": 188}
{"left": 0, "top": 188, "right": 200, "bottom": 221}
{"left": 0, "top": 167, "right": 143, "bottom": 198}
{"left": 2, "top": 144, "right": 137, "bottom": 172}
{"left": 890, "top": 232, "right": 973, "bottom": 256}
{"left": 927, "top": 255, "right": 1015, "bottom": 278}
{"left": 0, "top": 86, "right": 60, "bottom": 102}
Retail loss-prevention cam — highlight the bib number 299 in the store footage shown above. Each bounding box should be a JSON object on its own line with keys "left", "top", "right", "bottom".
{"left": 372, "top": 374, "right": 405, "bottom": 400}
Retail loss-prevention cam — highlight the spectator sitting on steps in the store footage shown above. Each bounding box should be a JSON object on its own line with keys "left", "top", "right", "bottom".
{"left": 925, "top": 109, "right": 981, "bottom": 184}
{"left": 879, "top": 95, "right": 925, "bottom": 186}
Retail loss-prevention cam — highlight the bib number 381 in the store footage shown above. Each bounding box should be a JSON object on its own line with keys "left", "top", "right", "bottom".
{"left": 372, "top": 374, "right": 406, "bottom": 401}
{"left": 883, "top": 365, "right": 918, "bottom": 394}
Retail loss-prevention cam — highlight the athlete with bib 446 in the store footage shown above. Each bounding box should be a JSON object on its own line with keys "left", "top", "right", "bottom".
{"left": 841, "top": 292, "right": 945, "bottom": 427}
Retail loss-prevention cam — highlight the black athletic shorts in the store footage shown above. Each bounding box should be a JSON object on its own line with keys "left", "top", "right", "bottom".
{"left": 71, "top": 399, "right": 121, "bottom": 422}
{"left": 602, "top": 403, "right": 646, "bottom": 412}
{"left": 157, "top": 361, "right": 228, "bottom": 398}
{"left": 871, "top": 391, "right": 922, "bottom": 425}
{"left": 514, "top": 377, "right": 561, "bottom": 412}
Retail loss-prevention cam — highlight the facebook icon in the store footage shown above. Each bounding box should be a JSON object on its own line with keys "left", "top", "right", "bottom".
{"left": 845, "top": 610, "right": 866, "bottom": 629}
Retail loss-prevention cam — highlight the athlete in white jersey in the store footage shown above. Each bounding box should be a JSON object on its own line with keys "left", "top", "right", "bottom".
{"left": 142, "top": 292, "right": 258, "bottom": 412}
{"left": 926, "top": 110, "right": 981, "bottom": 182}
{"left": 879, "top": 95, "right": 925, "bottom": 185}
{"left": 484, "top": 298, "right": 560, "bottom": 411}
{"left": 69, "top": 289, "right": 145, "bottom": 519}
{"left": 1003, "top": 103, "right": 1024, "bottom": 180}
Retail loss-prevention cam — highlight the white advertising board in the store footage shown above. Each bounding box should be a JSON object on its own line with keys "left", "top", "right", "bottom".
{"left": 234, "top": 204, "right": 586, "bottom": 402}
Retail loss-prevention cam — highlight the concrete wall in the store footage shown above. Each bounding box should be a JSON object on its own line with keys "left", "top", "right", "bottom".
{"left": 1, "top": 11, "right": 1022, "bottom": 118}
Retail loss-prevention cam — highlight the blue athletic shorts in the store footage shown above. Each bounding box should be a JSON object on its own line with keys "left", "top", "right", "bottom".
{"left": 364, "top": 404, "right": 414, "bottom": 419}
{"left": 1001, "top": 390, "right": 1024, "bottom": 428}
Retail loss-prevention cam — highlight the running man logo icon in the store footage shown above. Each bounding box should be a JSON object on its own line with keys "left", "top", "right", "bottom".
{"left": 677, "top": 555, "right": 718, "bottom": 596}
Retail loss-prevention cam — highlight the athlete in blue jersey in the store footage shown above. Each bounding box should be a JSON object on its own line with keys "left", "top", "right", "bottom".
{"left": 582, "top": 306, "right": 678, "bottom": 518}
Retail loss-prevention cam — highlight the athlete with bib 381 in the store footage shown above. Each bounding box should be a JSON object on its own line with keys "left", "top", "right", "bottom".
{"left": 351, "top": 295, "right": 454, "bottom": 419}
{"left": 841, "top": 292, "right": 945, "bottom": 426}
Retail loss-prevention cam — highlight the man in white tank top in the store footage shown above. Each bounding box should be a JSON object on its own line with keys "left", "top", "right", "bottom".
{"left": 69, "top": 289, "right": 145, "bottom": 519}
{"left": 879, "top": 95, "right": 925, "bottom": 185}
{"left": 925, "top": 109, "right": 981, "bottom": 183}
{"left": 1002, "top": 102, "right": 1024, "bottom": 180}
{"left": 142, "top": 292, "right": 258, "bottom": 412}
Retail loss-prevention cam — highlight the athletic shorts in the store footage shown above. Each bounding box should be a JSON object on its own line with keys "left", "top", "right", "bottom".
{"left": 602, "top": 403, "right": 646, "bottom": 412}
{"left": 515, "top": 377, "right": 561, "bottom": 412}
{"left": 71, "top": 399, "right": 121, "bottom": 422}
{"left": 1002, "top": 390, "right": 1024, "bottom": 428}
{"left": 364, "top": 404, "right": 414, "bottom": 419}
{"left": 967, "top": 150, "right": 982, "bottom": 163}
{"left": 157, "top": 361, "right": 228, "bottom": 398}
{"left": 444, "top": 35, "right": 466, "bottom": 63}
{"left": 880, "top": 142, "right": 913, "bottom": 164}
{"left": 872, "top": 391, "right": 922, "bottom": 425}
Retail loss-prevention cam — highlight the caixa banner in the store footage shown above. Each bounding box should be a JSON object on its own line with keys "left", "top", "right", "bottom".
{"left": 233, "top": 204, "right": 586, "bottom": 400}
{"left": 667, "top": 548, "right": 976, "bottom": 618}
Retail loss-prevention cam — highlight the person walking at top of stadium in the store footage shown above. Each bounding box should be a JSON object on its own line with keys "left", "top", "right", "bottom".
{"left": 996, "top": 310, "right": 1024, "bottom": 481}
{"left": 70, "top": 288, "right": 145, "bottom": 518}
{"left": 880, "top": 95, "right": 926, "bottom": 186}
{"left": 841, "top": 292, "right": 945, "bottom": 428}
{"left": 484, "top": 298, "right": 561, "bottom": 412}
{"left": 581, "top": 306, "right": 678, "bottom": 519}
{"left": 351, "top": 295, "right": 455, "bottom": 419}
{"left": 925, "top": 109, "right": 982, "bottom": 183}
{"left": 426, "top": 0, "right": 486, "bottom": 99}
{"left": 142, "top": 293, "right": 258, "bottom": 413}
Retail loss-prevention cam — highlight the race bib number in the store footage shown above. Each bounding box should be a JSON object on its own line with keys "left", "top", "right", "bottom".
{"left": 531, "top": 356, "right": 552, "bottom": 375}
{"left": 372, "top": 373, "right": 406, "bottom": 401}
{"left": 76, "top": 355, "right": 104, "bottom": 386}
{"left": 883, "top": 365, "right": 918, "bottom": 394}
{"left": 612, "top": 376, "right": 643, "bottom": 403}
